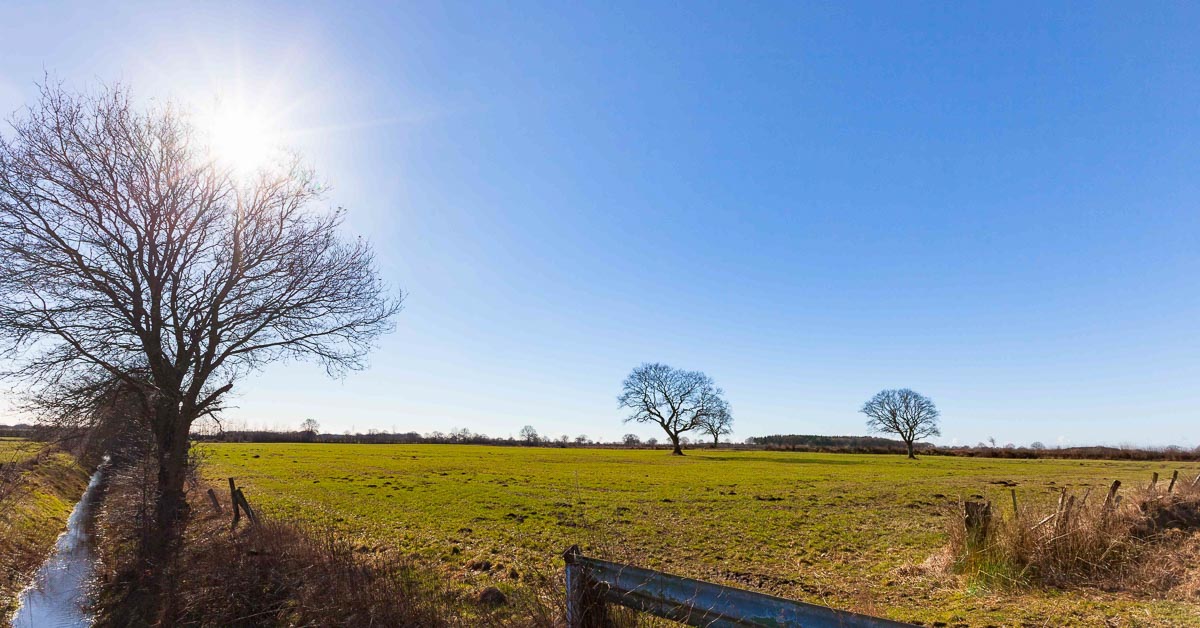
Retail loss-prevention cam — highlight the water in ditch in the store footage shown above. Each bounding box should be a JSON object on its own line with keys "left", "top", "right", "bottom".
{"left": 10, "top": 465, "right": 104, "bottom": 628}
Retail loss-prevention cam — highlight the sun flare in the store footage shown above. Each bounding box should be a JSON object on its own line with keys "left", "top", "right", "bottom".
{"left": 199, "top": 99, "right": 283, "bottom": 177}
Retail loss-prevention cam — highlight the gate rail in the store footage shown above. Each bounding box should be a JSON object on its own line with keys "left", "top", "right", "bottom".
{"left": 563, "top": 546, "right": 913, "bottom": 627}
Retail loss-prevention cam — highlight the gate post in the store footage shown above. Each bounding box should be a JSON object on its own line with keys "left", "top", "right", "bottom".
{"left": 563, "top": 545, "right": 611, "bottom": 628}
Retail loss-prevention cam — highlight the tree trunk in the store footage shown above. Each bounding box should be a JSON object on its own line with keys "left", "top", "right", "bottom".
{"left": 151, "top": 403, "right": 192, "bottom": 557}
{"left": 135, "top": 401, "right": 193, "bottom": 622}
{"left": 670, "top": 435, "right": 683, "bottom": 456}
{"left": 905, "top": 440, "right": 915, "bottom": 459}
{"left": 711, "top": 435, "right": 719, "bottom": 449}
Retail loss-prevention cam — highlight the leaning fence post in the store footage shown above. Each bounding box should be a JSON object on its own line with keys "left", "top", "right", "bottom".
{"left": 1102, "top": 480, "right": 1121, "bottom": 515}
{"left": 235, "top": 488, "right": 258, "bottom": 526}
{"left": 1167, "top": 470, "right": 1179, "bottom": 494}
{"left": 206, "top": 488, "right": 222, "bottom": 513}
{"left": 1058, "top": 495, "right": 1076, "bottom": 533}
{"left": 229, "top": 477, "right": 242, "bottom": 528}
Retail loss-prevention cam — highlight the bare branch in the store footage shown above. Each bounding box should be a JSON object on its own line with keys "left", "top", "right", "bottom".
{"left": 617, "top": 362, "right": 729, "bottom": 455}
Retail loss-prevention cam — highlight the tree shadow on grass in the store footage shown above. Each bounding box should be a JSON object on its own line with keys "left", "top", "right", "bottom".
{"left": 694, "top": 454, "right": 870, "bottom": 465}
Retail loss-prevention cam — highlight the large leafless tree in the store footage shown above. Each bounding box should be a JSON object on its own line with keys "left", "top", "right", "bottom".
{"left": 860, "top": 388, "right": 940, "bottom": 459}
{"left": 0, "top": 83, "right": 400, "bottom": 546}
{"left": 617, "top": 362, "right": 727, "bottom": 455}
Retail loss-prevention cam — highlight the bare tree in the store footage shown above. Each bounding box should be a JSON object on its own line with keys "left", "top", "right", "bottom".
{"left": 622, "top": 433, "right": 641, "bottom": 446}
{"left": 696, "top": 400, "right": 733, "bottom": 448}
{"left": 0, "top": 83, "right": 399, "bottom": 551}
{"left": 519, "top": 425, "right": 539, "bottom": 444}
{"left": 860, "top": 388, "right": 940, "bottom": 459}
{"left": 300, "top": 418, "right": 320, "bottom": 434}
{"left": 617, "top": 362, "right": 727, "bottom": 455}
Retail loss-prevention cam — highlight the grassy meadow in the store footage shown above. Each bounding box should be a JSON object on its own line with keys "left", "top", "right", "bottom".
{"left": 201, "top": 444, "right": 1200, "bottom": 626}
{"left": 0, "top": 438, "right": 42, "bottom": 465}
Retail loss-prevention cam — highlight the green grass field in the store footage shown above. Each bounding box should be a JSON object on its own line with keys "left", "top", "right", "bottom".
{"left": 201, "top": 444, "right": 1200, "bottom": 626}
{"left": 0, "top": 438, "right": 41, "bottom": 465}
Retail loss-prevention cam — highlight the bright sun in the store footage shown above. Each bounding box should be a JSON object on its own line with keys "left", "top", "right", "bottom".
{"left": 199, "top": 100, "right": 283, "bottom": 177}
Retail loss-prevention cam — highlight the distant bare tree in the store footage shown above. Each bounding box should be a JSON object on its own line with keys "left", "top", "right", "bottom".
{"left": 574, "top": 434, "right": 589, "bottom": 444}
{"left": 300, "top": 418, "right": 320, "bottom": 434}
{"left": 622, "top": 433, "right": 641, "bottom": 446}
{"left": 0, "top": 83, "right": 399, "bottom": 553}
{"left": 617, "top": 363, "right": 727, "bottom": 455}
{"left": 519, "top": 425, "right": 539, "bottom": 444}
{"left": 696, "top": 401, "right": 733, "bottom": 448}
{"left": 860, "top": 388, "right": 941, "bottom": 459}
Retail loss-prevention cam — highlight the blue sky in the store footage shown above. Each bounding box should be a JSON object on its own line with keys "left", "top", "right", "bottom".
{"left": 1, "top": 2, "right": 1198, "bottom": 446}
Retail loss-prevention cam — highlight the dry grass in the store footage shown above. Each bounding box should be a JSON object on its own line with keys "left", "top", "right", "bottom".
{"left": 90, "top": 460, "right": 568, "bottom": 627}
{"left": 947, "top": 471, "right": 1200, "bottom": 598}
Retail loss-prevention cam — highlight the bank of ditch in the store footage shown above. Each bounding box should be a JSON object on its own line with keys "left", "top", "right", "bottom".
{"left": 0, "top": 449, "right": 92, "bottom": 622}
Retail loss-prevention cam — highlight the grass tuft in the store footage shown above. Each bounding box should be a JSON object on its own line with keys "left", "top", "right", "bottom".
{"left": 947, "top": 476, "right": 1200, "bottom": 596}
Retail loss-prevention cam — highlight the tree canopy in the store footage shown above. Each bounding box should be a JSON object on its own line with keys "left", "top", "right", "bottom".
{"left": 0, "top": 82, "right": 399, "bottom": 543}
{"left": 860, "top": 388, "right": 941, "bottom": 459}
{"left": 617, "top": 362, "right": 728, "bottom": 455}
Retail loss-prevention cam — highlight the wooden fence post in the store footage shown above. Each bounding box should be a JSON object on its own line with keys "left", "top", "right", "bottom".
{"left": 1102, "top": 480, "right": 1120, "bottom": 515}
{"left": 1010, "top": 489, "right": 1019, "bottom": 518}
{"left": 964, "top": 501, "right": 992, "bottom": 546}
{"left": 229, "top": 477, "right": 242, "bottom": 528}
{"left": 1148, "top": 472, "right": 1159, "bottom": 492}
{"left": 1058, "top": 495, "right": 1076, "bottom": 533}
{"left": 1167, "top": 470, "right": 1179, "bottom": 494}
{"left": 206, "top": 488, "right": 222, "bottom": 513}
{"left": 235, "top": 488, "right": 259, "bottom": 526}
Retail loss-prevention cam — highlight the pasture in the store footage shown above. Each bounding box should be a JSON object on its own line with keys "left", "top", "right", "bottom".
{"left": 0, "top": 438, "right": 41, "bottom": 465}
{"left": 201, "top": 444, "right": 1200, "bottom": 626}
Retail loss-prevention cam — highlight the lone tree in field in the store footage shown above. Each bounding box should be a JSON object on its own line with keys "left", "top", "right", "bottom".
{"left": 617, "top": 362, "right": 728, "bottom": 455}
{"left": 860, "top": 388, "right": 940, "bottom": 459}
{"left": 696, "top": 400, "right": 733, "bottom": 448}
{"left": 519, "top": 425, "right": 539, "bottom": 444}
{"left": 299, "top": 418, "right": 320, "bottom": 442}
{"left": 0, "top": 84, "right": 399, "bottom": 552}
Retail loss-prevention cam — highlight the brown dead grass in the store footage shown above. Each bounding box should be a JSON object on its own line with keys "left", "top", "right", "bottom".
{"left": 946, "top": 472, "right": 1200, "bottom": 598}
